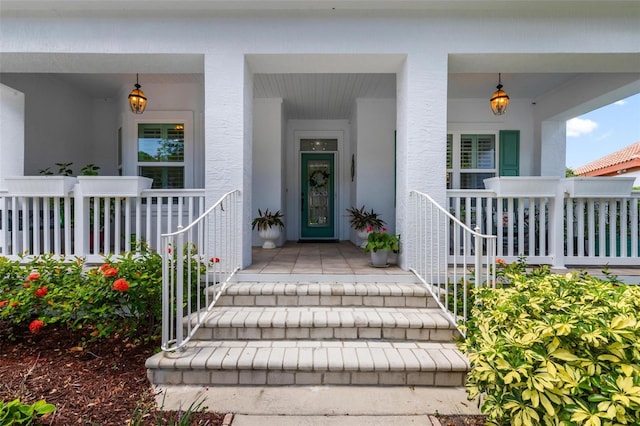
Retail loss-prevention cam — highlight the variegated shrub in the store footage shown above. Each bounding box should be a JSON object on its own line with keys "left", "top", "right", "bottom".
{"left": 461, "top": 271, "right": 640, "bottom": 426}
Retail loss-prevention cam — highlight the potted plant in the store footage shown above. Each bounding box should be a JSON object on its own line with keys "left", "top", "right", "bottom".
{"left": 363, "top": 227, "right": 400, "bottom": 267}
{"left": 346, "top": 205, "right": 385, "bottom": 247}
{"left": 251, "top": 209, "right": 285, "bottom": 249}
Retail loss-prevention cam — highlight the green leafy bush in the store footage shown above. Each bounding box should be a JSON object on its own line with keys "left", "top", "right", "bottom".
{"left": 461, "top": 272, "right": 640, "bottom": 425}
{"left": 363, "top": 228, "right": 400, "bottom": 253}
{"left": 0, "top": 398, "right": 55, "bottom": 425}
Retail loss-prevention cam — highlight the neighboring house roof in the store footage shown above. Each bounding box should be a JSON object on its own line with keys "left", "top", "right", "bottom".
{"left": 574, "top": 141, "right": 640, "bottom": 176}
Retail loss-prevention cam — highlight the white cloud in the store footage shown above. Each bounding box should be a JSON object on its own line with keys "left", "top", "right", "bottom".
{"left": 614, "top": 100, "right": 627, "bottom": 106}
{"left": 566, "top": 117, "right": 598, "bottom": 137}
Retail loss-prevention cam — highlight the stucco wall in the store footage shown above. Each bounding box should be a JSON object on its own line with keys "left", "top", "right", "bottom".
{"left": 252, "top": 98, "right": 284, "bottom": 246}
{"left": 0, "top": 74, "right": 95, "bottom": 176}
{"left": 0, "top": 75, "right": 205, "bottom": 181}
{"left": 356, "top": 99, "right": 397, "bottom": 235}
{"left": 448, "top": 98, "right": 536, "bottom": 177}
{"left": 1, "top": 3, "right": 638, "bottom": 267}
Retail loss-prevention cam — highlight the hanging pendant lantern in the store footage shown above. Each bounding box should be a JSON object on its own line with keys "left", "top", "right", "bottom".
{"left": 128, "top": 73, "right": 147, "bottom": 114}
{"left": 490, "top": 73, "right": 509, "bottom": 116}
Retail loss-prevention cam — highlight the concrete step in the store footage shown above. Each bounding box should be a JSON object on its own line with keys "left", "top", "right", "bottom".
{"left": 216, "top": 282, "right": 439, "bottom": 308}
{"left": 191, "top": 306, "right": 459, "bottom": 342}
{"left": 153, "top": 385, "right": 482, "bottom": 416}
{"left": 146, "top": 340, "right": 469, "bottom": 387}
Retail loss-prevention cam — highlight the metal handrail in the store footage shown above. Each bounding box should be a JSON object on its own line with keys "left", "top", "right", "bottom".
{"left": 409, "top": 190, "right": 497, "bottom": 335}
{"left": 160, "top": 190, "right": 241, "bottom": 351}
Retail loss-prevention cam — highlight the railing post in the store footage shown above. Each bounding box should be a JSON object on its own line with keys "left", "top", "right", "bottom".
{"left": 0, "top": 194, "right": 6, "bottom": 255}
{"left": 175, "top": 225, "right": 184, "bottom": 348}
{"left": 551, "top": 184, "right": 566, "bottom": 269}
{"left": 474, "top": 226, "right": 481, "bottom": 287}
{"left": 73, "top": 184, "right": 88, "bottom": 256}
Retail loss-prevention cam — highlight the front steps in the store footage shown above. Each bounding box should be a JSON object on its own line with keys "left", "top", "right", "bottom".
{"left": 146, "top": 281, "right": 470, "bottom": 388}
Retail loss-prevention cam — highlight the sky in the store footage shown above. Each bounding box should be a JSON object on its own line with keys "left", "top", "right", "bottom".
{"left": 565, "top": 92, "right": 640, "bottom": 170}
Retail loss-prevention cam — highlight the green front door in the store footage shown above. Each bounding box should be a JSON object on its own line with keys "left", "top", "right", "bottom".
{"left": 301, "top": 153, "right": 335, "bottom": 239}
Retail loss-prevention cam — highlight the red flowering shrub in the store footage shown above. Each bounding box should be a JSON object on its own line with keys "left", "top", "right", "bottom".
{"left": 112, "top": 278, "right": 130, "bottom": 292}
{"left": 0, "top": 243, "right": 189, "bottom": 342}
{"left": 102, "top": 267, "right": 118, "bottom": 277}
{"left": 29, "top": 319, "right": 44, "bottom": 334}
{"left": 34, "top": 286, "right": 48, "bottom": 298}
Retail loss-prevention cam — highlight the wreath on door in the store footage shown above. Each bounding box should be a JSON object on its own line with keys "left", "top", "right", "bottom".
{"left": 309, "top": 170, "right": 330, "bottom": 188}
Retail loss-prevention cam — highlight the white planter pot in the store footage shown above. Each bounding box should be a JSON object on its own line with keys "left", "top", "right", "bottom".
{"left": 77, "top": 176, "right": 153, "bottom": 196}
{"left": 370, "top": 249, "right": 389, "bottom": 267}
{"left": 483, "top": 177, "right": 561, "bottom": 197}
{"left": 357, "top": 229, "right": 370, "bottom": 248}
{"left": 563, "top": 177, "right": 635, "bottom": 198}
{"left": 258, "top": 226, "right": 281, "bottom": 249}
{"left": 5, "top": 176, "right": 77, "bottom": 197}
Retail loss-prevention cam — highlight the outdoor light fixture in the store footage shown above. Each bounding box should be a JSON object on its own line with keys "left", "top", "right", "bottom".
{"left": 489, "top": 73, "right": 509, "bottom": 115}
{"left": 128, "top": 73, "right": 147, "bottom": 114}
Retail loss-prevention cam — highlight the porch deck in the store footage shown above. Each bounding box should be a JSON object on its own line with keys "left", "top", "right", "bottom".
{"left": 240, "top": 241, "right": 640, "bottom": 284}
{"left": 240, "top": 241, "right": 410, "bottom": 278}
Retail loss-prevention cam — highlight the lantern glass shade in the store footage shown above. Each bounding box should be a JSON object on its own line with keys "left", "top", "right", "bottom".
{"left": 129, "top": 88, "right": 147, "bottom": 114}
{"left": 489, "top": 73, "right": 509, "bottom": 115}
{"left": 128, "top": 75, "right": 147, "bottom": 114}
{"left": 490, "top": 88, "right": 509, "bottom": 115}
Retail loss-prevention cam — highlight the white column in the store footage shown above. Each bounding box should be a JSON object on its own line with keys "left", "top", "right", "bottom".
{"left": 540, "top": 120, "right": 567, "bottom": 177}
{"left": 0, "top": 84, "right": 25, "bottom": 188}
{"left": 204, "top": 53, "right": 253, "bottom": 268}
{"left": 396, "top": 54, "right": 448, "bottom": 269}
{"left": 540, "top": 120, "right": 567, "bottom": 268}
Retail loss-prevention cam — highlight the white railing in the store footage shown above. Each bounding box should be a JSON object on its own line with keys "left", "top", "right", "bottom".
{"left": 565, "top": 193, "right": 640, "bottom": 266}
{"left": 447, "top": 190, "right": 552, "bottom": 264}
{"left": 77, "top": 189, "right": 207, "bottom": 261}
{"left": 410, "top": 191, "right": 497, "bottom": 333}
{"left": 160, "top": 190, "right": 241, "bottom": 352}
{"left": 0, "top": 193, "right": 74, "bottom": 257}
{"left": 0, "top": 189, "right": 206, "bottom": 261}
{"left": 447, "top": 189, "right": 640, "bottom": 267}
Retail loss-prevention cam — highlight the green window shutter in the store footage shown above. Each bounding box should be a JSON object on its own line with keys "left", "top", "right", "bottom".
{"left": 499, "top": 130, "right": 520, "bottom": 176}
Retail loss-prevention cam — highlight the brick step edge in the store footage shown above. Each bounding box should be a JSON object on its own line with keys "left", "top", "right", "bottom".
{"left": 216, "top": 293, "right": 439, "bottom": 308}
{"left": 146, "top": 341, "right": 469, "bottom": 372}
{"left": 147, "top": 367, "right": 468, "bottom": 387}
{"left": 222, "top": 282, "right": 433, "bottom": 297}
{"left": 197, "top": 306, "right": 454, "bottom": 328}
{"left": 146, "top": 341, "right": 469, "bottom": 387}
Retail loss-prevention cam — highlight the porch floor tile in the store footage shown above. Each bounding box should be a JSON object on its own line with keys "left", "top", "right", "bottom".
{"left": 244, "top": 241, "right": 411, "bottom": 276}
{"left": 242, "top": 241, "right": 640, "bottom": 283}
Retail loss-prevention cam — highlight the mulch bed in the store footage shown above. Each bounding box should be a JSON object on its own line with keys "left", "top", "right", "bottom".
{"left": 1, "top": 323, "right": 487, "bottom": 425}
{"left": 436, "top": 415, "right": 487, "bottom": 425}
{"left": 0, "top": 324, "right": 225, "bottom": 425}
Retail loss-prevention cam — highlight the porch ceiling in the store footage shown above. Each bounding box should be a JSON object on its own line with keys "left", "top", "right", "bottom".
{"left": 2, "top": 52, "right": 637, "bottom": 120}
{"left": 2, "top": 71, "right": 632, "bottom": 120}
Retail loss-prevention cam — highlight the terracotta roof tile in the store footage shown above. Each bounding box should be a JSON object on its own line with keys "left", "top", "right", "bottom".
{"left": 574, "top": 141, "right": 640, "bottom": 175}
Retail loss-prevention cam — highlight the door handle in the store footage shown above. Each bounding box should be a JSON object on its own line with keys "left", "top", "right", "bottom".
{"left": 301, "top": 192, "right": 304, "bottom": 212}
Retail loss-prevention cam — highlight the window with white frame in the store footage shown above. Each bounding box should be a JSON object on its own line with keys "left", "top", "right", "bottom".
{"left": 447, "top": 133, "right": 497, "bottom": 189}
{"left": 130, "top": 111, "right": 193, "bottom": 189}
{"left": 137, "top": 123, "right": 185, "bottom": 189}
